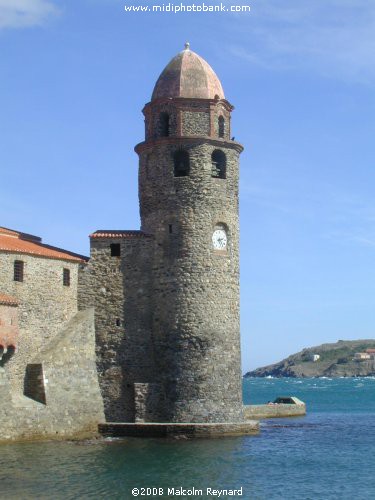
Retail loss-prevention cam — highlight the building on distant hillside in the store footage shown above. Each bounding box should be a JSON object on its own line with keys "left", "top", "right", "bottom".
{"left": 309, "top": 354, "right": 320, "bottom": 362}
{"left": 0, "top": 226, "right": 87, "bottom": 391}
{"left": 354, "top": 352, "right": 371, "bottom": 361}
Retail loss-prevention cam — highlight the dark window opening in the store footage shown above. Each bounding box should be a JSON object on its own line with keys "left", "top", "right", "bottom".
{"left": 14, "top": 260, "right": 24, "bottom": 282}
{"left": 168, "top": 224, "right": 173, "bottom": 234}
{"left": 173, "top": 150, "right": 190, "bottom": 177}
{"left": 63, "top": 268, "right": 70, "bottom": 287}
{"left": 110, "top": 243, "right": 121, "bottom": 257}
{"left": 218, "top": 116, "right": 225, "bottom": 138}
{"left": 211, "top": 150, "right": 226, "bottom": 179}
{"left": 24, "top": 363, "right": 46, "bottom": 404}
{"left": 159, "top": 112, "right": 170, "bottom": 137}
{"left": 0, "top": 345, "right": 15, "bottom": 367}
{"left": 116, "top": 318, "right": 121, "bottom": 327}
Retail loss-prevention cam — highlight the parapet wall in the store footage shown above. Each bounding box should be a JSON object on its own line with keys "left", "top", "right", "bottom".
{"left": 244, "top": 403, "right": 306, "bottom": 420}
{"left": 0, "top": 308, "right": 104, "bottom": 443}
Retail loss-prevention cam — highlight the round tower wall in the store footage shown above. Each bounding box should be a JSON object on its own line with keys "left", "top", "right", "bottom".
{"left": 137, "top": 135, "right": 243, "bottom": 422}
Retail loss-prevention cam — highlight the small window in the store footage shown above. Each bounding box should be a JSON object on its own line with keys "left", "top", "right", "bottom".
{"left": 14, "top": 260, "right": 24, "bottom": 282}
{"left": 159, "top": 112, "right": 170, "bottom": 137}
{"left": 115, "top": 318, "right": 121, "bottom": 327}
{"left": 218, "top": 116, "right": 225, "bottom": 138}
{"left": 0, "top": 345, "right": 15, "bottom": 367}
{"left": 110, "top": 243, "right": 121, "bottom": 257}
{"left": 63, "top": 268, "right": 70, "bottom": 287}
{"left": 174, "top": 150, "right": 190, "bottom": 177}
{"left": 168, "top": 224, "right": 173, "bottom": 234}
{"left": 24, "top": 363, "right": 46, "bottom": 404}
{"left": 211, "top": 150, "right": 226, "bottom": 179}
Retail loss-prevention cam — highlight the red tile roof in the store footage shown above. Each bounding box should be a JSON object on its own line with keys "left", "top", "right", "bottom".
{"left": 0, "top": 294, "right": 19, "bottom": 306}
{"left": 152, "top": 45, "right": 225, "bottom": 101}
{"left": 0, "top": 227, "right": 88, "bottom": 263}
{"left": 90, "top": 230, "right": 152, "bottom": 239}
{"left": 0, "top": 226, "right": 41, "bottom": 242}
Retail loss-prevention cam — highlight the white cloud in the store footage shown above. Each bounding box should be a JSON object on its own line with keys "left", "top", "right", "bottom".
{"left": 0, "top": 0, "right": 59, "bottom": 29}
{"left": 226, "top": 0, "right": 375, "bottom": 83}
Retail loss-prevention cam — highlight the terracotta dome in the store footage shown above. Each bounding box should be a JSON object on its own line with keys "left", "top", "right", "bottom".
{"left": 152, "top": 43, "right": 225, "bottom": 101}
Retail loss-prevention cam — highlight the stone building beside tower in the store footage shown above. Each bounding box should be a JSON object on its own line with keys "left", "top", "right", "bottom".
{"left": 0, "top": 45, "right": 257, "bottom": 441}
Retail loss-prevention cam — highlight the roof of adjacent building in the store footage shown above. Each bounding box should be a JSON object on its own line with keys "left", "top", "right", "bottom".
{"left": 0, "top": 227, "right": 88, "bottom": 263}
{"left": 0, "top": 293, "right": 19, "bottom": 306}
{"left": 152, "top": 43, "right": 225, "bottom": 101}
{"left": 90, "top": 230, "right": 151, "bottom": 239}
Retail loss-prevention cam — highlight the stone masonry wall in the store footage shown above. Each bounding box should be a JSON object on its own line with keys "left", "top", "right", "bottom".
{"left": 0, "top": 309, "right": 104, "bottom": 443}
{"left": 0, "top": 303, "right": 18, "bottom": 349}
{"left": 182, "top": 111, "right": 210, "bottom": 136}
{"left": 0, "top": 253, "right": 80, "bottom": 393}
{"left": 78, "top": 234, "right": 155, "bottom": 422}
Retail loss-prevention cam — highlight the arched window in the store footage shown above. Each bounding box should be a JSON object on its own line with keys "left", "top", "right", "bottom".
{"left": 159, "top": 112, "right": 170, "bottom": 137}
{"left": 211, "top": 150, "right": 226, "bottom": 179}
{"left": 174, "top": 150, "right": 190, "bottom": 177}
{"left": 218, "top": 116, "right": 225, "bottom": 138}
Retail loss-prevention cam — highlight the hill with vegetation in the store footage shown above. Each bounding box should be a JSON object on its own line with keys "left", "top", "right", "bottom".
{"left": 245, "top": 340, "right": 375, "bottom": 378}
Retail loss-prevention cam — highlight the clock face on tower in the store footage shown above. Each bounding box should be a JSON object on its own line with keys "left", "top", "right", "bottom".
{"left": 212, "top": 228, "right": 227, "bottom": 250}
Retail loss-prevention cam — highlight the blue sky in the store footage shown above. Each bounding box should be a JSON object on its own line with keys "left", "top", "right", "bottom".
{"left": 1, "top": 0, "right": 374, "bottom": 371}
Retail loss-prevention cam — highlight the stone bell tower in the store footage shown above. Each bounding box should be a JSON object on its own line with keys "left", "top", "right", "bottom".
{"left": 83, "top": 44, "right": 258, "bottom": 435}
{"left": 135, "top": 43, "right": 245, "bottom": 423}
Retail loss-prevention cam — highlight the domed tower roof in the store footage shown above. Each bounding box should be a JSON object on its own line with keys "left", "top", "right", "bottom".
{"left": 151, "top": 43, "right": 225, "bottom": 101}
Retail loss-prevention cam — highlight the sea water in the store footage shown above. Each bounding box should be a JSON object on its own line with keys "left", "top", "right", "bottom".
{"left": 1, "top": 378, "right": 375, "bottom": 499}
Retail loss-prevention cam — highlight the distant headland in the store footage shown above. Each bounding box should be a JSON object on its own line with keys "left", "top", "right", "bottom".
{"left": 245, "top": 340, "right": 375, "bottom": 378}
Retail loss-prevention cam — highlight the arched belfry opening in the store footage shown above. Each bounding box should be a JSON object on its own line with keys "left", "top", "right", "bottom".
{"left": 218, "top": 116, "right": 225, "bottom": 138}
{"left": 173, "top": 150, "right": 190, "bottom": 177}
{"left": 211, "top": 150, "right": 226, "bottom": 179}
{"left": 159, "top": 112, "right": 170, "bottom": 137}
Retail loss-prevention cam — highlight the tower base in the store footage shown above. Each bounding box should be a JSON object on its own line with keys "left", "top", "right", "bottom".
{"left": 98, "top": 421, "right": 259, "bottom": 438}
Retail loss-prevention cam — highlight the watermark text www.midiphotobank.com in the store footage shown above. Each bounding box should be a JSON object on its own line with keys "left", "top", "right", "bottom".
{"left": 124, "top": 2, "right": 251, "bottom": 13}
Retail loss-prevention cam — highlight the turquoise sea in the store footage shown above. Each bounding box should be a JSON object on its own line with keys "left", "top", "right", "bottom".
{"left": 1, "top": 377, "right": 375, "bottom": 500}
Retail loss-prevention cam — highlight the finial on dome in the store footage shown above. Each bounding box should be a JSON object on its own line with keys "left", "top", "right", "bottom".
{"left": 184, "top": 42, "right": 190, "bottom": 50}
